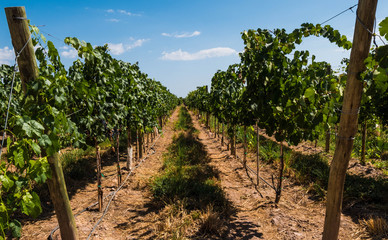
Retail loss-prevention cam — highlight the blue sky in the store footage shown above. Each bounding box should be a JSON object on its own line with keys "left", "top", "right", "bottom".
{"left": 1, "top": 1, "right": 387, "bottom": 97}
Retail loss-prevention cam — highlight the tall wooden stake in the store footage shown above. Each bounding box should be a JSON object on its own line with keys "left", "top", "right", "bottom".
{"left": 5, "top": 7, "right": 37, "bottom": 94}
{"left": 221, "top": 123, "right": 224, "bottom": 146}
{"left": 116, "top": 131, "right": 122, "bottom": 186}
{"left": 325, "top": 128, "right": 330, "bottom": 153}
{"left": 46, "top": 154, "right": 79, "bottom": 240}
{"left": 96, "top": 143, "right": 103, "bottom": 212}
{"left": 243, "top": 125, "right": 247, "bottom": 166}
{"left": 127, "top": 127, "right": 133, "bottom": 170}
{"left": 361, "top": 119, "right": 367, "bottom": 165}
{"left": 275, "top": 140, "right": 284, "bottom": 204}
{"left": 5, "top": 6, "right": 78, "bottom": 239}
{"left": 322, "top": 1, "right": 377, "bottom": 239}
{"left": 256, "top": 121, "right": 260, "bottom": 187}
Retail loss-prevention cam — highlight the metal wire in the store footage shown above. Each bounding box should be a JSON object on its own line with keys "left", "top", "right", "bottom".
{"left": 0, "top": 35, "right": 32, "bottom": 160}
{"left": 236, "top": 154, "right": 277, "bottom": 191}
{"left": 355, "top": 8, "right": 386, "bottom": 47}
{"left": 320, "top": 4, "right": 358, "bottom": 25}
{"left": 48, "top": 131, "right": 162, "bottom": 239}
{"left": 86, "top": 133, "right": 161, "bottom": 240}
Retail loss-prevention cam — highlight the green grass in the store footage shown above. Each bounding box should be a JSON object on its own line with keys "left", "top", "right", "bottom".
{"left": 151, "top": 107, "right": 229, "bottom": 238}
{"left": 152, "top": 106, "right": 227, "bottom": 209}
{"left": 237, "top": 129, "right": 388, "bottom": 204}
{"left": 152, "top": 131, "right": 226, "bottom": 211}
{"left": 174, "top": 106, "right": 194, "bottom": 131}
{"left": 60, "top": 147, "right": 95, "bottom": 180}
{"left": 288, "top": 152, "right": 388, "bottom": 203}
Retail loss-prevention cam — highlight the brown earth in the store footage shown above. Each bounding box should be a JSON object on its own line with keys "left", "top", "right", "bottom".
{"left": 190, "top": 113, "right": 369, "bottom": 240}
{"left": 21, "top": 108, "right": 179, "bottom": 239}
{"left": 19, "top": 108, "right": 382, "bottom": 239}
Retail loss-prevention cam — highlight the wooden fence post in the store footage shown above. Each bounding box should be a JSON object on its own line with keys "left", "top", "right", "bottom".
{"left": 322, "top": 0, "right": 377, "bottom": 239}
{"left": 5, "top": 6, "right": 79, "bottom": 240}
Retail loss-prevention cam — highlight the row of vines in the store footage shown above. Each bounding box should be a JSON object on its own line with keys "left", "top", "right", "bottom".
{"left": 184, "top": 15, "right": 388, "bottom": 239}
{"left": 0, "top": 22, "right": 179, "bottom": 239}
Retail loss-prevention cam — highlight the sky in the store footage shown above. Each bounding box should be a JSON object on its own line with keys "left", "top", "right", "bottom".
{"left": 1, "top": 1, "right": 387, "bottom": 97}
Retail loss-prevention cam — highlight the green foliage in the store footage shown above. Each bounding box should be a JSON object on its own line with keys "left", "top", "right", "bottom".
{"left": 240, "top": 23, "right": 350, "bottom": 145}
{"left": 0, "top": 24, "right": 178, "bottom": 238}
{"left": 363, "top": 17, "right": 388, "bottom": 125}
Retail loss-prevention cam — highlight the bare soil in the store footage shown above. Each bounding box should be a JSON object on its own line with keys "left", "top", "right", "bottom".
{"left": 21, "top": 108, "right": 179, "bottom": 239}
{"left": 190, "top": 115, "right": 368, "bottom": 240}
{"left": 19, "top": 108, "right": 385, "bottom": 239}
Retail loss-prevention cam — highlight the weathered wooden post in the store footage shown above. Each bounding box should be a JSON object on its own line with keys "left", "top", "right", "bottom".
{"left": 322, "top": 0, "right": 377, "bottom": 239}
{"left": 5, "top": 6, "right": 78, "bottom": 240}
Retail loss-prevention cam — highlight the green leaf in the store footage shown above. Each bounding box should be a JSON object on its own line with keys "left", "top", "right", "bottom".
{"left": 29, "top": 141, "right": 41, "bottom": 155}
{"left": 22, "top": 119, "right": 44, "bottom": 138}
{"left": 379, "top": 17, "right": 388, "bottom": 40}
{"left": 21, "top": 192, "right": 42, "bottom": 218}
{"left": 0, "top": 174, "right": 14, "bottom": 191}
{"left": 13, "top": 149, "right": 25, "bottom": 168}
{"left": 0, "top": 202, "right": 6, "bottom": 212}
{"left": 9, "top": 220, "right": 22, "bottom": 238}
{"left": 375, "top": 45, "right": 388, "bottom": 68}
{"left": 38, "top": 135, "right": 52, "bottom": 148}
{"left": 304, "top": 87, "right": 316, "bottom": 101}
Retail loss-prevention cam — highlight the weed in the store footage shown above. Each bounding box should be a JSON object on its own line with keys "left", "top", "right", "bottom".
{"left": 151, "top": 107, "right": 229, "bottom": 238}
{"left": 288, "top": 153, "right": 330, "bottom": 200}
{"left": 60, "top": 148, "right": 95, "bottom": 180}
{"left": 198, "top": 205, "right": 225, "bottom": 236}
{"left": 360, "top": 216, "right": 388, "bottom": 238}
{"left": 175, "top": 106, "right": 194, "bottom": 131}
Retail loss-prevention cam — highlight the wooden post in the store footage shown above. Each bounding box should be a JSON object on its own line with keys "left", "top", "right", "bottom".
{"left": 256, "top": 121, "right": 260, "bottom": 187}
{"left": 322, "top": 1, "right": 377, "bottom": 239}
{"left": 5, "top": 7, "right": 79, "bottom": 239}
{"left": 127, "top": 127, "right": 133, "bottom": 170}
{"left": 325, "top": 128, "right": 330, "bottom": 153}
{"left": 361, "top": 119, "right": 367, "bottom": 165}
{"left": 226, "top": 123, "right": 230, "bottom": 151}
{"left": 275, "top": 142, "right": 284, "bottom": 204}
{"left": 216, "top": 118, "right": 219, "bottom": 139}
{"left": 46, "top": 154, "right": 79, "bottom": 240}
{"left": 231, "top": 125, "right": 236, "bottom": 156}
{"left": 116, "top": 130, "right": 121, "bottom": 186}
{"left": 136, "top": 127, "right": 139, "bottom": 161}
{"left": 243, "top": 125, "right": 247, "bottom": 166}
{"left": 5, "top": 7, "right": 38, "bottom": 94}
{"left": 221, "top": 123, "right": 224, "bottom": 146}
{"left": 142, "top": 127, "right": 146, "bottom": 154}
{"left": 96, "top": 143, "right": 103, "bottom": 212}
{"left": 138, "top": 128, "right": 143, "bottom": 159}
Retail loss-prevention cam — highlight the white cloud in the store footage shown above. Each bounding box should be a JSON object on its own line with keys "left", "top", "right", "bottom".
{"left": 118, "top": 9, "right": 132, "bottom": 16}
{"left": 106, "top": 18, "right": 120, "bottom": 22}
{"left": 106, "top": 9, "right": 141, "bottom": 17}
{"left": 0, "top": 46, "right": 15, "bottom": 65}
{"left": 108, "top": 38, "right": 149, "bottom": 55}
{"left": 108, "top": 43, "right": 125, "bottom": 55}
{"left": 128, "top": 39, "right": 148, "bottom": 49}
{"left": 60, "top": 46, "right": 78, "bottom": 58}
{"left": 161, "top": 33, "right": 172, "bottom": 37}
{"left": 161, "top": 31, "right": 201, "bottom": 38}
{"left": 161, "top": 47, "right": 237, "bottom": 61}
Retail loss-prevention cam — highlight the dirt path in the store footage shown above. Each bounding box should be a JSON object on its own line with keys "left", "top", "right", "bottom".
{"left": 21, "top": 108, "right": 179, "bottom": 240}
{"left": 20, "top": 107, "right": 372, "bottom": 239}
{"left": 190, "top": 113, "right": 366, "bottom": 240}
